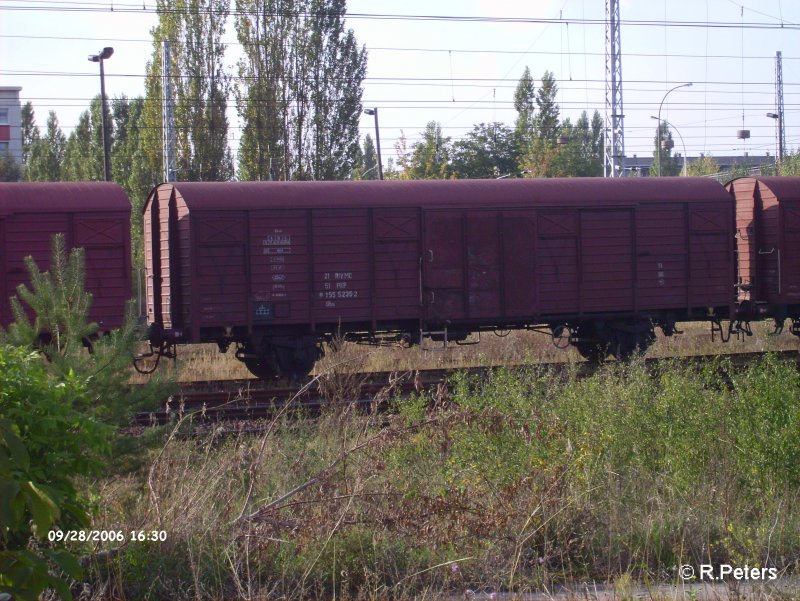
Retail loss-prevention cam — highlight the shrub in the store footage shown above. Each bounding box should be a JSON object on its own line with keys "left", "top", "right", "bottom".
{"left": 0, "top": 345, "right": 109, "bottom": 600}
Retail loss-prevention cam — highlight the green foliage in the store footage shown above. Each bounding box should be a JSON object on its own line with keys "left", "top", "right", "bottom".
{"left": 0, "top": 345, "right": 108, "bottom": 601}
{"left": 0, "top": 152, "right": 22, "bottom": 182}
{"left": 25, "top": 111, "right": 66, "bottom": 182}
{"left": 62, "top": 98, "right": 103, "bottom": 182}
{"left": 778, "top": 149, "right": 800, "bottom": 175}
{"left": 406, "top": 121, "right": 451, "bottom": 179}
{"left": 235, "top": 0, "right": 366, "bottom": 181}
{"left": 686, "top": 154, "right": 720, "bottom": 176}
{"left": 513, "top": 66, "right": 536, "bottom": 155}
{"left": 144, "top": 0, "right": 234, "bottom": 183}
{"left": 3, "top": 233, "right": 161, "bottom": 424}
{"left": 6, "top": 234, "right": 98, "bottom": 355}
{"left": 651, "top": 121, "right": 682, "bottom": 176}
{"left": 451, "top": 122, "right": 519, "bottom": 179}
{"left": 20, "top": 101, "right": 37, "bottom": 167}
{"left": 112, "top": 96, "right": 158, "bottom": 270}
{"left": 534, "top": 70, "right": 560, "bottom": 143}
{"left": 359, "top": 133, "right": 378, "bottom": 180}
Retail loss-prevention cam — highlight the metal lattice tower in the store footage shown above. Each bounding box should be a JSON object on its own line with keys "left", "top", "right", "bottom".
{"left": 776, "top": 51, "right": 786, "bottom": 166}
{"left": 162, "top": 40, "right": 176, "bottom": 183}
{"left": 604, "top": 0, "right": 625, "bottom": 177}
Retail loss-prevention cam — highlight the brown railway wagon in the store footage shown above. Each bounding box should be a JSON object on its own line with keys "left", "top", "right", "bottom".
{"left": 727, "top": 176, "right": 800, "bottom": 331}
{"left": 0, "top": 182, "right": 131, "bottom": 331}
{"left": 144, "top": 178, "right": 735, "bottom": 376}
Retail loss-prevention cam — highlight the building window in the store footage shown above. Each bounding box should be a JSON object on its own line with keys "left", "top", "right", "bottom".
{"left": 0, "top": 109, "right": 8, "bottom": 125}
{"left": 0, "top": 141, "right": 9, "bottom": 152}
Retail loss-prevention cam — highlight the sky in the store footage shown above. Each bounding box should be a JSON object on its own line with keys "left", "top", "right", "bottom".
{"left": 1, "top": 0, "right": 798, "bottom": 173}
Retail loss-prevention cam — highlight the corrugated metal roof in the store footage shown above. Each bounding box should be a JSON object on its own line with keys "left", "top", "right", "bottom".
{"left": 0, "top": 182, "right": 130, "bottom": 217}
{"left": 152, "top": 177, "right": 732, "bottom": 213}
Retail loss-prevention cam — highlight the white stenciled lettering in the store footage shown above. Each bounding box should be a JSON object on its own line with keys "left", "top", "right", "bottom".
{"left": 335, "top": 272, "right": 353, "bottom": 280}
{"left": 263, "top": 233, "right": 291, "bottom": 246}
{"left": 336, "top": 282, "right": 348, "bottom": 289}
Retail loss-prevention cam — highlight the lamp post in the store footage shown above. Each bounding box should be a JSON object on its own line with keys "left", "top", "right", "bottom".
{"left": 88, "top": 46, "right": 114, "bottom": 181}
{"left": 651, "top": 116, "right": 687, "bottom": 176}
{"left": 363, "top": 107, "right": 383, "bottom": 180}
{"left": 766, "top": 112, "right": 784, "bottom": 170}
{"left": 655, "top": 82, "right": 692, "bottom": 176}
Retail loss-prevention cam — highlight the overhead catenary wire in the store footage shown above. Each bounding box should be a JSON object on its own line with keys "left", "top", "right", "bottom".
{"left": 0, "top": 1, "right": 799, "bottom": 29}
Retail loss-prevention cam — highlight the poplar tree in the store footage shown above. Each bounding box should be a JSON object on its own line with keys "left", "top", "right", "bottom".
{"left": 113, "top": 96, "right": 157, "bottom": 266}
{"left": 513, "top": 66, "right": 536, "bottom": 156}
{"left": 408, "top": 121, "right": 451, "bottom": 179}
{"left": 535, "top": 70, "right": 560, "bottom": 143}
{"left": 360, "top": 133, "right": 378, "bottom": 180}
{"left": 235, "top": 0, "right": 367, "bottom": 181}
{"left": 62, "top": 97, "right": 104, "bottom": 181}
{"left": 21, "top": 102, "right": 37, "bottom": 168}
{"left": 144, "top": 0, "right": 234, "bottom": 182}
{"left": 25, "top": 112, "right": 65, "bottom": 182}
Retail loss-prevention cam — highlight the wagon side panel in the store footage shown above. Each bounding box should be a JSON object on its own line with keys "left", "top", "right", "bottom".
{"left": 249, "top": 209, "right": 311, "bottom": 325}
{"left": 192, "top": 210, "right": 249, "bottom": 331}
{"left": 5, "top": 212, "right": 70, "bottom": 325}
{"left": 688, "top": 203, "right": 735, "bottom": 309}
{"left": 537, "top": 210, "right": 579, "bottom": 315}
{"left": 423, "top": 210, "right": 466, "bottom": 322}
{"left": 579, "top": 209, "right": 635, "bottom": 313}
{"left": 311, "top": 209, "right": 372, "bottom": 325}
{"left": 636, "top": 204, "right": 688, "bottom": 310}
{"left": 372, "top": 208, "right": 421, "bottom": 322}
{"left": 74, "top": 212, "right": 131, "bottom": 330}
{"left": 500, "top": 210, "right": 537, "bottom": 318}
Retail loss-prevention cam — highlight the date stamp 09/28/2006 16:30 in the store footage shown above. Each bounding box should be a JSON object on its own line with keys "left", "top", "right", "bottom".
{"left": 47, "top": 530, "right": 167, "bottom": 544}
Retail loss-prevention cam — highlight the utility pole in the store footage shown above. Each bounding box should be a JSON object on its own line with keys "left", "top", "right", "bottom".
{"left": 162, "top": 40, "right": 176, "bottom": 182}
{"left": 775, "top": 51, "right": 786, "bottom": 168}
{"left": 604, "top": 0, "right": 625, "bottom": 177}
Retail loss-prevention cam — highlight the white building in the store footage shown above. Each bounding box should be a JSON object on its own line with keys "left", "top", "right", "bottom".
{"left": 0, "top": 87, "right": 23, "bottom": 167}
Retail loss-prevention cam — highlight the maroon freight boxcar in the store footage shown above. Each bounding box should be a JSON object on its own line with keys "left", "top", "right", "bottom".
{"left": 728, "top": 176, "right": 800, "bottom": 332}
{"left": 0, "top": 182, "right": 131, "bottom": 332}
{"left": 143, "top": 178, "right": 734, "bottom": 376}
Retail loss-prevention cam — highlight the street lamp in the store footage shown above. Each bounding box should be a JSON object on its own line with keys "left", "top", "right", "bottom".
{"left": 655, "top": 82, "right": 692, "bottom": 176}
{"left": 363, "top": 108, "right": 383, "bottom": 180}
{"left": 766, "top": 112, "right": 784, "bottom": 169}
{"left": 88, "top": 46, "right": 114, "bottom": 182}
{"left": 651, "top": 116, "right": 687, "bottom": 176}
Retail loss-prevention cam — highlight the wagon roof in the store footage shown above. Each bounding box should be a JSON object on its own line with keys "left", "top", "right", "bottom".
{"left": 0, "top": 182, "right": 129, "bottom": 216}
{"left": 152, "top": 177, "right": 731, "bottom": 212}
{"left": 754, "top": 177, "right": 800, "bottom": 202}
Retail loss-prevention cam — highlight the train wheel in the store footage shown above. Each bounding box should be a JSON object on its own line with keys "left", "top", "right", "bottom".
{"left": 238, "top": 342, "right": 280, "bottom": 380}
{"left": 609, "top": 327, "right": 655, "bottom": 361}
{"left": 573, "top": 324, "right": 608, "bottom": 362}
{"left": 243, "top": 357, "right": 279, "bottom": 380}
{"left": 274, "top": 343, "right": 323, "bottom": 381}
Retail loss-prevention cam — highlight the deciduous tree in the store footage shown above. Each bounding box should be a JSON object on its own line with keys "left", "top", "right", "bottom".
{"left": 25, "top": 111, "right": 65, "bottom": 182}
{"left": 144, "top": 0, "right": 234, "bottom": 182}
{"left": 451, "top": 122, "right": 518, "bottom": 179}
{"left": 235, "top": 0, "right": 366, "bottom": 181}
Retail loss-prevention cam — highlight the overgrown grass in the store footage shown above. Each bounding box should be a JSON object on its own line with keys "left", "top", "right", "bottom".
{"left": 85, "top": 355, "right": 800, "bottom": 600}
{"left": 141, "top": 320, "right": 800, "bottom": 384}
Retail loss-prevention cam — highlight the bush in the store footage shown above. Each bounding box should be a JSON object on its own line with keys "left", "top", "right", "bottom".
{"left": 0, "top": 345, "right": 109, "bottom": 600}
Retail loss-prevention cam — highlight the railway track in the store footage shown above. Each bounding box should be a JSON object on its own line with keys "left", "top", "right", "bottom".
{"left": 133, "top": 349, "right": 800, "bottom": 426}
